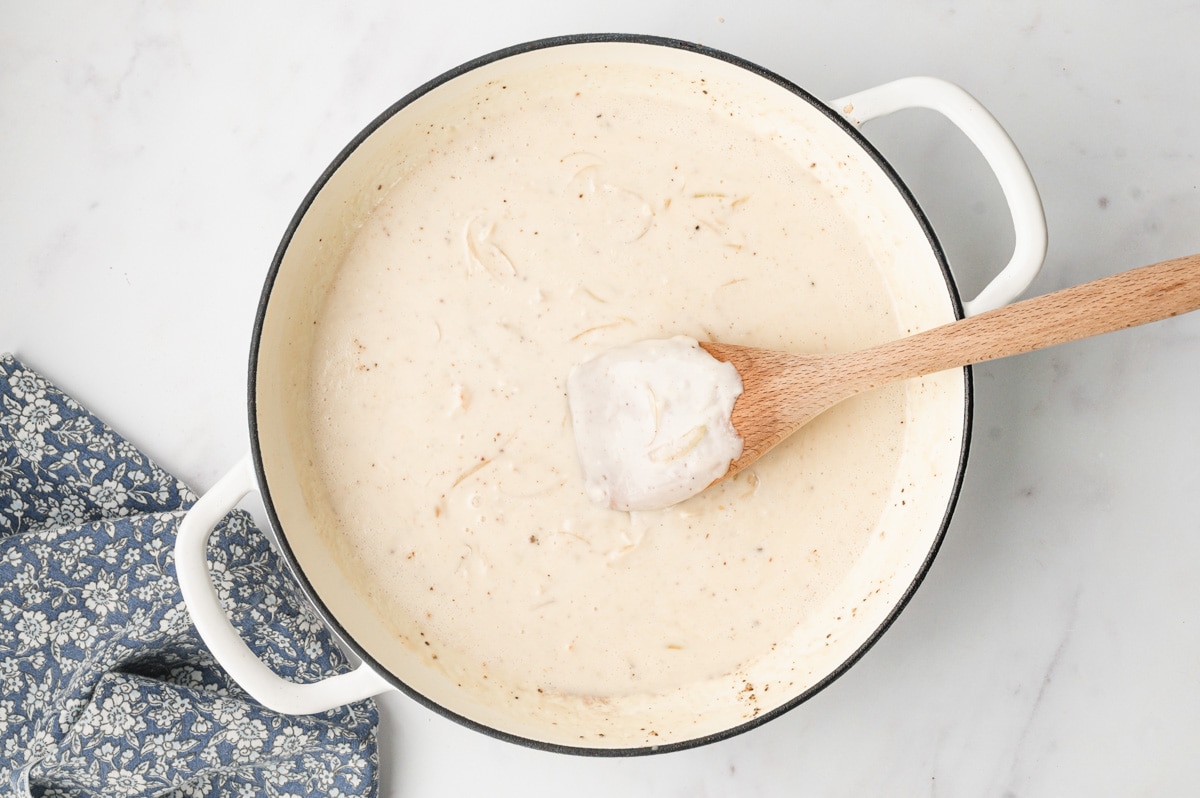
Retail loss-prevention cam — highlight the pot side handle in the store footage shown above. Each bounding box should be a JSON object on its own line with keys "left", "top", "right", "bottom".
{"left": 833, "top": 76, "right": 1048, "bottom": 316}
{"left": 175, "top": 453, "right": 391, "bottom": 714}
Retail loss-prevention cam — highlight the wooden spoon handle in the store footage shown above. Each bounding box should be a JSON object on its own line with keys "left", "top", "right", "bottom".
{"left": 843, "top": 253, "right": 1200, "bottom": 388}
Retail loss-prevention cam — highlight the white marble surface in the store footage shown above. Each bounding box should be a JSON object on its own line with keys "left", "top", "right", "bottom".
{"left": 3, "top": 1, "right": 1199, "bottom": 795}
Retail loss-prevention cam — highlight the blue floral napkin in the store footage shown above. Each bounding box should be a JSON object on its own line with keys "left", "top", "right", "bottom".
{"left": 0, "top": 354, "right": 378, "bottom": 797}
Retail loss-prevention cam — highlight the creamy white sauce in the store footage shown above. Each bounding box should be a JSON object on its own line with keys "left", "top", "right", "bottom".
{"left": 567, "top": 336, "right": 743, "bottom": 511}
{"left": 306, "top": 61, "right": 908, "bottom": 708}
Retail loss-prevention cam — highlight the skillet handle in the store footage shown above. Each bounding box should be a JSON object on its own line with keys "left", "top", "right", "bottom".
{"left": 833, "top": 76, "right": 1048, "bottom": 316}
{"left": 175, "top": 453, "right": 391, "bottom": 714}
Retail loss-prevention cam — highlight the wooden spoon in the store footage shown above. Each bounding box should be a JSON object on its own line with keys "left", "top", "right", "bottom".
{"left": 700, "top": 253, "right": 1200, "bottom": 480}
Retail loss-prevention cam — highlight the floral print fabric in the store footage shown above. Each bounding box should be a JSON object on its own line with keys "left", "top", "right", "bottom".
{"left": 0, "top": 354, "right": 378, "bottom": 797}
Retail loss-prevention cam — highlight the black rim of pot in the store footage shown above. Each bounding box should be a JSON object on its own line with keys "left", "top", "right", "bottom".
{"left": 246, "top": 32, "right": 971, "bottom": 757}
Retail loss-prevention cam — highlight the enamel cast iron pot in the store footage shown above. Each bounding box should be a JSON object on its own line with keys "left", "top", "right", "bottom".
{"left": 175, "top": 34, "right": 1047, "bottom": 754}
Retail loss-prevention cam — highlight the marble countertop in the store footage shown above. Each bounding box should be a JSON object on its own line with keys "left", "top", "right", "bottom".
{"left": 4, "top": 2, "right": 1198, "bottom": 795}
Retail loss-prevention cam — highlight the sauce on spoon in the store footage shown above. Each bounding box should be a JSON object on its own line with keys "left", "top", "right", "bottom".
{"left": 567, "top": 336, "right": 743, "bottom": 511}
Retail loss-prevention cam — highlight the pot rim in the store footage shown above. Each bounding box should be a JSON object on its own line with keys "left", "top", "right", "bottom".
{"left": 246, "top": 32, "right": 972, "bottom": 756}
